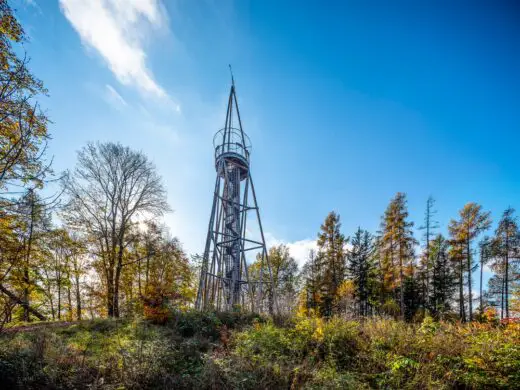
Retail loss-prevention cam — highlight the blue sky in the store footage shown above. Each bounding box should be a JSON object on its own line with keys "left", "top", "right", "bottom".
{"left": 13, "top": 0, "right": 520, "bottom": 285}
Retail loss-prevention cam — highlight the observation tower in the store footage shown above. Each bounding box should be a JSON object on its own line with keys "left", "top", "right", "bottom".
{"left": 195, "top": 76, "right": 276, "bottom": 313}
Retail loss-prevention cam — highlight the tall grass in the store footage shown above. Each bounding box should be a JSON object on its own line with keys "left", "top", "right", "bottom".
{"left": 0, "top": 312, "right": 518, "bottom": 389}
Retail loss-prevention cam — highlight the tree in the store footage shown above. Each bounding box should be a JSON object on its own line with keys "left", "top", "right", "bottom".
{"left": 419, "top": 196, "right": 439, "bottom": 311}
{"left": 63, "top": 142, "right": 170, "bottom": 318}
{"left": 47, "top": 229, "right": 71, "bottom": 320}
{"left": 492, "top": 208, "right": 519, "bottom": 319}
{"left": 138, "top": 230, "right": 194, "bottom": 321}
{"left": 68, "top": 234, "right": 87, "bottom": 320}
{"left": 0, "top": 0, "right": 50, "bottom": 197}
{"left": 301, "top": 249, "right": 323, "bottom": 315}
{"left": 11, "top": 189, "right": 52, "bottom": 321}
{"left": 448, "top": 203, "right": 491, "bottom": 321}
{"left": 0, "top": 0, "right": 55, "bottom": 326}
{"left": 379, "top": 193, "right": 417, "bottom": 319}
{"left": 429, "top": 234, "right": 456, "bottom": 318}
{"left": 346, "top": 227, "right": 375, "bottom": 316}
{"left": 449, "top": 236, "right": 466, "bottom": 321}
{"left": 317, "top": 211, "right": 347, "bottom": 317}
{"left": 250, "top": 244, "right": 299, "bottom": 315}
{"left": 478, "top": 236, "right": 492, "bottom": 315}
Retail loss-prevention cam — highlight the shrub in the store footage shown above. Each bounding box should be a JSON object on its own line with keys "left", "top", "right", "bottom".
{"left": 0, "top": 314, "right": 518, "bottom": 389}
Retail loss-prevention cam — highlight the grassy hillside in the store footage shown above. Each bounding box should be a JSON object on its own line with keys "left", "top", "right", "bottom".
{"left": 0, "top": 312, "right": 518, "bottom": 389}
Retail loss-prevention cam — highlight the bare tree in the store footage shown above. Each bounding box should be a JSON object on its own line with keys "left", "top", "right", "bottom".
{"left": 419, "top": 196, "right": 439, "bottom": 311}
{"left": 63, "top": 142, "right": 169, "bottom": 317}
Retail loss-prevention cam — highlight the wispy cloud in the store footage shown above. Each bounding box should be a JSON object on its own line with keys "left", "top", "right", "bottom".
{"left": 60, "top": 0, "right": 174, "bottom": 105}
{"left": 104, "top": 84, "right": 128, "bottom": 109}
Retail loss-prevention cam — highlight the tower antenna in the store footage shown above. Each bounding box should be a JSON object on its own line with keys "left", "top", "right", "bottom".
{"left": 229, "top": 64, "right": 235, "bottom": 87}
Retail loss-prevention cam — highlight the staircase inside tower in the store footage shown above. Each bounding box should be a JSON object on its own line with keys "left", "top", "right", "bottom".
{"left": 223, "top": 161, "right": 242, "bottom": 307}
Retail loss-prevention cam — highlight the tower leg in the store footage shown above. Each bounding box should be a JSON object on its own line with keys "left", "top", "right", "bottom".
{"left": 196, "top": 175, "right": 220, "bottom": 310}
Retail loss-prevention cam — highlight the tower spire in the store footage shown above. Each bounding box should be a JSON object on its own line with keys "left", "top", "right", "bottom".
{"left": 229, "top": 64, "right": 235, "bottom": 87}
{"left": 195, "top": 76, "right": 277, "bottom": 313}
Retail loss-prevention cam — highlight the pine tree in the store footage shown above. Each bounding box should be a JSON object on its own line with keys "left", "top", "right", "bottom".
{"left": 302, "top": 249, "right": 323, "bottom": 315}
{"left": 430, "top": 234, "right": 456, "bottom": 318}
{"left": 317, "top": 211, "right": 347, "bottom": 317}
{"left": 347, "top": 227, "right": 375, "bottom": 316}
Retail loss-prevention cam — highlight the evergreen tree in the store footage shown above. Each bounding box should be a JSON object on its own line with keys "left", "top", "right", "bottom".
{"left": 346, "top": 227, "right": 375, "bottom": 316}
{"left": 492, "top": 208, "right": 520, "bottom": 319}
{"left": 449, "top": 237, "right": 466, "bottom": 321}
{"left": 430, "top": 234, "right": 456, "bottom": 317}
{"left": 301, "top": 249, "right": 323, "bottom": 314}
{"left": 317, "top": 211, "right": 347, "bottom": 317}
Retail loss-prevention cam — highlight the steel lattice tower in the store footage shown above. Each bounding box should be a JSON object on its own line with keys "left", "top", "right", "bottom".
{"left": 195, "top": 78, "right": 276, "bottom": 313}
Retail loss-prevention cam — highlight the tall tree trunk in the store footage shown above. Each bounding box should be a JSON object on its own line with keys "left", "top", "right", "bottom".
{"left": 47, "top": 278, "right": 55, "bottom": 321}
{"left": 23, "top": 197, "right": 36, "bottom": 322}
{"left": 67, "top": 285, "right": 73, "bottom": 321}
{"left": 57, "top": 275, "right": 61, "bottom": 320}
{"left": 107, "top": 269, "right": 115, "bottom": 317}
{"left": 466, "top": 238, "right": 473, "bottom": 321}
{"left": 500, "top": 275, "right": 505, "bottom": 319}
{"left": 23, "top": 266, "right": 30, "bottom": 322}
{"left": 399, "top": 242, "right": 404, "bottom": 320}
{"left": 479, "top": 254, "right": 484, "bottom": 315}
{"left": 114, "top": 264, "right": 122, "bottom": 318}
{"left": 75, "top": 273, "right": 82, "bottom": 320}
{"left": 505, "top": 232, "right": 509, "bottom": 319}
{"left": 459, "top": 257, "right": 466, "bottom": 322}
{"left": 425, "top": 211, "right": 430, "bottom": 310}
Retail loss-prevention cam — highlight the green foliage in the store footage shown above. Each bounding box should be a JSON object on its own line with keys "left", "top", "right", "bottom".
{"left": 0, "top": 313, "right": 519, "bottom": 389}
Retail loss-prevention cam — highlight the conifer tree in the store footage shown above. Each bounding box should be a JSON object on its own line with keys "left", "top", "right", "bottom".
{"left": 449, "top": 203, "right": 491, "bottom": 321}
{"left": 302, "top": 249, "right": 323, "bottom": 314}
{"left": 347, "top": 227, "right": 375, "bottom": 316}
{"left": 379, "top": 193, "right": 417, "bottom": 319}
{"left": 449, "top": 236, "right": 466, "bottom": 321}
{"left": 317, "top": 211, "right": 347, "bottom": 317}
{"left": 430, "top": 234, "right": 456, "bottom": 317}
{"left": 419, "top": 196, "right": 439, "bottom": 311}
{"left": 492, "top": 208, "right": 520, "bottom": 319}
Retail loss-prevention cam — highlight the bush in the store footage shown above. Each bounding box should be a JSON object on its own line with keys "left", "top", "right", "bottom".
{"left": 0, "top": 314, "right": 518, "bottom": 389}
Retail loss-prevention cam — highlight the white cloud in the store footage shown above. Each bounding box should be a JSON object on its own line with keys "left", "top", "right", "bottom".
{"left": 265, "top": 233, "right": 318, "bottom": 268}
{"left": 60, "top": 0, "right": 175, "bottom": 105}
{"left": 286, "top": 239, "right": 318, "bottom": 268}
{"left": 104, "top": 84, "right": 128, "bottom": 109}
